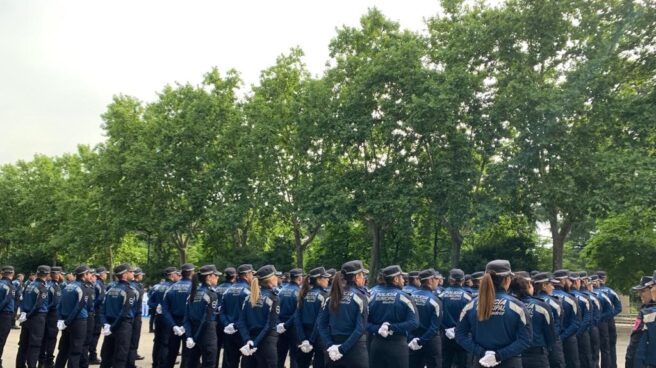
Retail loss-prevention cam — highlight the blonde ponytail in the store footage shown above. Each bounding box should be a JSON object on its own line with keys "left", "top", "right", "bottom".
{"left": 250, "top": 277, "right": 260, "bottom": 307}
{"left": 477, "top": 273, "right": 495, "bottom": 321}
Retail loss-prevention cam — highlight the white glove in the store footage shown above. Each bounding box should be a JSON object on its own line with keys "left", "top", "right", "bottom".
{"left": 101, "top": 324, "right": 111, "bottom": 336}
{"left": 185, "top": 337, "right": 196, "bottom": 349}
{"left": 445, "top": 327, "right": 456, "bottom": 340}
{"left": 378, "top": 322, "right": 391, "bottom": 338}
{"left": 408, "top": 337, "right": 422, "bottom": 351}
{"left": 298, "top": 340, "right": 313, "bottom": 353}
{"left": 240, "top": 340, "right": 256, "bottom": 356}
{"left": 224, "top": 323, "right": 237, "bottom": 335}
{"left": 18, "top": 312, "right": 27, "bottom": 323}
{"left": 56, "top": 320, "right": 67, "bottom": 331}
{"left": 156, "top": 304, "right": 162, "bottom": 314}
{"left": 327, "top": 345, "right": 343, "bottom": 361}
{"left": 276, "top": 323, "right": 286, "bottom": 334}
{"left": 173, "top": 326, "right": 186, "bottom": 336}
{"left": 479, "top": 351, "right": 499, "bottom": 367}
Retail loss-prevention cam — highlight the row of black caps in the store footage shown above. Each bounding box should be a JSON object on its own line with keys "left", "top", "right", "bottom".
{"left": 1, "top": 265, "right": 111, "bottom": 276}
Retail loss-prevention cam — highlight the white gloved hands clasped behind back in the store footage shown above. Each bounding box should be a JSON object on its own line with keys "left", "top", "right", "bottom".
{"left": 224, "top": 323, "right": 237, "bottom": 335}
{"left": 479, "top": 351, "right": 499, "bottom": 367}
{"left": 408, "top": 337, "right": 422, "bottom": 351}
{"left": 185, "top": 337, "right": 196, "bottom": 349}
{"left": 378, "top": 322, "right": 392, "bottom": 338}
{"left": 56, "top": 320, "right": 67, "bottom": 331}
{"left": 276, "top": 323, "right": 286, "bottom": 334}
{"left": 445, "top": 327, "right": 456, "bottom": 340}
{"left": 240, "top": 340, "right": 257, "bottom": 356}
{"left": 298, "top": 340, "right": 313, "bottom": 353}
{"left": 173, "top": 326, "right": 185, "bottom": 336}
{"left": 327, "top": 345, "right": 343, "bottom": 361}
{"left": 101, "top": 324, "right": 111, "bottom": 337}
{"left": 18, "top": 312, "right": 27, "bottom": 323}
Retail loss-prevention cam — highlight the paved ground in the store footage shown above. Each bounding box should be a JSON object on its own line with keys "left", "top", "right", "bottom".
{"left": 1, "top": 318, "right": 633, "bottom": 367}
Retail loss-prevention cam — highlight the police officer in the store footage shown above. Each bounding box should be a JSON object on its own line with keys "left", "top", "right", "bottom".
{"left": 408, "top": 269, "right": 442, "bottom": 368}
{"left": 17, "top": 265, "right": 49, "bottom": 368}
{"left": 592, "top": 275, "right": 614, "bottom": 368}
{"left": 184, "top": 265, "right": 221, "bottom": 368}
{"left": 534, "top": 272, "right": 566, "bottom": 368}
{"left": 463, "top": 275, "right": 474, "bottom": 295}
{"left": 367, "top": 265, "right": 419, "bottom": 368}
{"left": 581, "top": 273, "right": 601, "bottom": 368}
{"left": 455, "top": 260, "right": 531, "bottom": 368}
{"left": 220, "top": 264, "right": 254, "bottom": 368}
{"left": 509, "top": 272, "right": 554, "bottom": 368}
{"left": 162, "top": 263, "right": 195, "bottom": 368}
{"left": 295, "top": 267, "right": 330, "bottom": 368}
{"left": 276, "top": 268, "right": 303, "bottom": 368}
{"left": 569, "top": 272, "right": 594, "bottom": 368}
{"left": 434, "top": 272, "right": 445, "bottom": 296}
{"left": 213, "top": 267, "right": 235, "bottom": 368}
{"left": 624, "top": 275, "right": 653, "bottom": 368}
{"left": 39, "top": 266, "right": 63, "bottom": 368}
{"left": 440, "top": 268, "right": 472, "bottom": 368}
{"left": 99, "top": 263, "right": 138, "bottom": 368}
{"left": 596, "top": 271, "right": 621, "bottom": 368}
{"left": 553, "top": 269, "right": 582, "bottom": 368}
{"left": 641, "top": 272, "right": 656, "bottom": 368}
{"left": 54, "top": 265, "right": 93, "bottom": 368}
{"left": 80, "top": 269, "right": 97, "bottom": 368}
{"left": 0, "top": 266, "right": 16, "bottom": 367}
{"left": 12, "top": 273, "right": 24, "bottom": 330}
{"left": 149, "top": 267, "right": 180, "bottom": 368}
{"left": 237, "top": 265, "right": 280, "bottom": 368}
{"left": 403, "top": 272, "right": 421, "bottom": 295}
{"left": 88, "top": 267, "right": 108, "bottom": 365}
{"left": 317, "top": 260, "right": 369, "bottom": 368}
{"left": 127, "top": 267, "right": 146, "bottom": 367}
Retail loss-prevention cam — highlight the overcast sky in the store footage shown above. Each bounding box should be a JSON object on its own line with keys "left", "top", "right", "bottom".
{"left": 0, "top": 0, "right": 447, "bottom": 165}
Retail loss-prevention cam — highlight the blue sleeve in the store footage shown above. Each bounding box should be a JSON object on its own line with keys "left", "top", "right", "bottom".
{"left": 237, "top": 300, "right": 251, "bottom": 344}
{"left": 294, "top": 306, "right": 306, "bottom": 342}
{"left": 609, "top": 291, "right": 622, "bottom": 316}
{"left": 338, "top": 298, "right": 366, "bottom": 354}
{"left": 253, "top": 296, "right": 278, "bottom": 347}
{"left": 496, "top": 308, "right": 532, "bottom": 361}
{"left": 578, "top": 300, "right": 591, "bottom": 335}
{"left": 284, "top": 309, "right": 296, "bottom": 329}
{"left": 544, "top": 309, "right": 556, "bottom": 348}
{"left": 560, "top": 304, "right": 579, "bottom": 340}
{"left": 419, "top": 299, "right": 442, "bottom": 345}
{"left": 366, "top": 300, "right": 381, "bottom": 334}
{"left": 64, "top": 287, "right": 86, "bottom": 326}
{"left": 317, "top": 303, "right": 333, "bottom": 347}
{"left": 0, "top": 285, "right": 12, "bottom": 311}
{"left": 219, "top": 295, "right": 231, "bottom": 327}
{"left": 100, "top": 297, "right": 107, "bottom": 325}
{"left": 389, "top": 295, "right": 419, "bottom": 335}
{"left": 161, "top": 290, "right": 176, "bottom": 328}
{"left": 455, "top": 307, "right": 486, "bottom": 357}
{"left": 183, "top": 301, "right": 192, "bottom": 338}
{"left": 147, "top": 288, "right": 158, "bottom": 309}
{"left": 26, "top": 284, "right": 46, "bottom": 318}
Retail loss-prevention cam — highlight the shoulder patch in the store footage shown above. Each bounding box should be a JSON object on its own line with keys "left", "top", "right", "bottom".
{"left": 459, "top": 301, "right": 475, "bottom": 321}
{"left": 399, "top": 294, "right": 415, "bottom": 312}
{"left": 535, "top": 304, "right": 551, "bottom": 324}
{"left": 643, "top": 311, "right": 656, "bottom": 324}
{"left": 430, "top": 298, "right": 440, "bottom": 318}
{"left": 564, "top": 296, "right": 578, "bottom": 314}
{"left": 353, "top": 293, "right": 364, "bottom": 313}
{"left": 508, "top": 301, "right": 527, "bottom": 325}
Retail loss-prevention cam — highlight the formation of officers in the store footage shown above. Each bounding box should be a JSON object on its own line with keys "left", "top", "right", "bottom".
{"left": 0, "top": 260, "right": 653, "bottom": 368}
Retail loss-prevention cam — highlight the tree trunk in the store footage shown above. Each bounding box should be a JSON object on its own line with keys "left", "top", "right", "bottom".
{"left": 433, "top": 220, "right": 440, "bottom": 267}
{"left": 368, "top": 220, "right": 383, "bottom": 286}
{"left": 293, "top": 223, "right": 304, "bottom": 269}
{"left": 172, "top": 233, "right": 188, "bottom": 265}
{"left": 448, "top": 225, "right": 463, "bottom": 268}
{"left": 550, "top": 216, "right": 572, "bottom": 271}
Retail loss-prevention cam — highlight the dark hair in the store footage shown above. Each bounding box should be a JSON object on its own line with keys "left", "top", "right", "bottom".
{"left": 181, "top": 270, "right": 193, "bottom": 280}
{"left": 297, "top": 277, "right": 314, "bottom": 309}
{"left": 449, "top": 278, "right": 464, "bottom": 286}
{"left": 510, "top": 277, "right": 531, "bottom": 299}
{"left": 189, "top": 273, "right": 200, "bottom": 303}
{"left": 330, "top": 272, "right": 356, "bottom": 312}
{"left": 477, "top": 272, "right": 508, "bottom": 321}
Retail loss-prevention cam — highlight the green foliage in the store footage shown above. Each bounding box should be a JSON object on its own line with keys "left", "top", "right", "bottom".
{"left": 582, "top": 207, "right": 656, "bottom": 293}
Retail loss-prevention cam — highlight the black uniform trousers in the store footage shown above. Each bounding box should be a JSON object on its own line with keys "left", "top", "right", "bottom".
{"left": 127, "top": 315, "right": 142, "bottom": 368}
{"left": 563, "top": 335, "right": 581, "bottom": 368}
{"left": 607, "top": 317, "right": 617, "bottom": 368}
{"left": 80, "top": 312, "right": 96, "bottom": 368}
{"left": 152, "top": 314, "right": 169, "bottom": 368}
{"left": 221, "top": 331, "right": 244, "bottom": 368}
{"left": 214, "top": 320, "right": 224, "bottom": 368}
{"left": 39, "top": 309, "right": 58, "bottom": 367}
{"left": 164, "top": 317, "right": 189, "bottom": 368}
{"left": 324, "top": 336, "right": 368, "bottom": 368}
{"left": 250, "top": 330, "right": 277, "bottom": 368}
{"left": 369, "top": 334, "right": 408, "bottom": 368}
{"left": 473, "top": 356, "right": 521, "bottom": 368}
{"left": 598, "top": 320, "right": 612, "bottom": 368}
{"left": 100, "top": 319, "right": 133, "bottom": 368}
{"left": 409, "top": 335, "right": 442, "bottom": 368}
{"left": 442, "top": 331, "right": 469, "bottom": 368}
{"left": 522, "top": 346, "right": 550, "bottom": 368}
{"left": 17, "top": 312, "right": 47, "bottom": 368}
{"left": 296, "top": 326, "right": 324, "bottom": 368}
{"left": 276, "top": 326, "right": 297, "bottom": 368}
{"left": 578, "top": 330, "right": 594, "bottom": 368}
{"left": 54, "top": 318, "right": 87, "bottom": 368}
{"left": 549, "top": 337, "right": 567, "bottom": 368}
{"left": 88, "top": 307, "right": 102, "bottom": 361}
{"left": 589, "top": 325, "right": 600, "bottom": 368}
{"left": 188, "top": 321, "right": 218, "bottom": 368}
{"left": 0, "top": 312, "right": 14, "bottom": 366}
